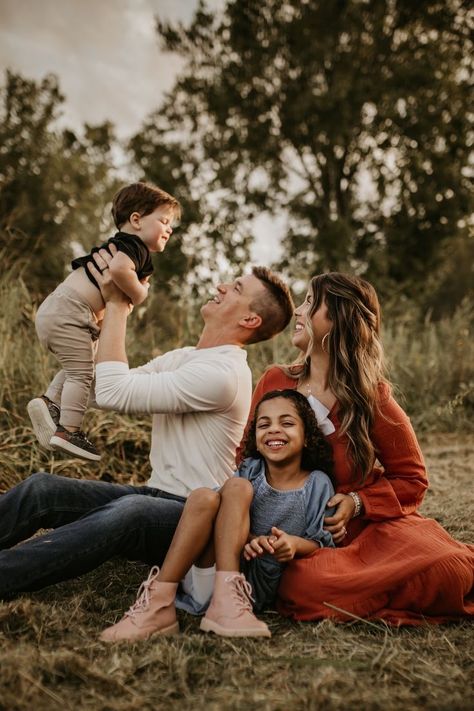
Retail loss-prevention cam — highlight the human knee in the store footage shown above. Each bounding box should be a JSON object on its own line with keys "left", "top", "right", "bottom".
{"left": 186, "top": 487, "right": 221, "bottom": 515}
{"left": 65, "top": 368, "right": 94, "bottom": 387}
{"left": 107, "top": 495, "right": 154, "bottom": 525}
{"left": 220, "top": 477, "right": 253, "bottom": 501}
{"left": 22, "top": 471, "right": 56, "bottom": 495}
{"left": 107, "top": 495, "right": 182, "bottom": 529}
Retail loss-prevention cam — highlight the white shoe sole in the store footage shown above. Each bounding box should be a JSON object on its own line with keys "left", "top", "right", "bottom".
{"left": 50, "top": 435, "right": 101, "bottom": 462}
{"left": 200, "top": 617, "right": 271, "bottom": 638}
{"left": 27, "top": 398, "right": 56, "bottom": 450}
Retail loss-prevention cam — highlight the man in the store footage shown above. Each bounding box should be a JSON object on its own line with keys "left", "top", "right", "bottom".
{"left": 0, "top": 252, "right": 293, "bottom": 598}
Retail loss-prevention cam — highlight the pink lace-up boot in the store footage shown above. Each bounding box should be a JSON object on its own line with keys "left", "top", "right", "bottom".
{"left": 200, "top": 571, "right": 271, "bottom": 638}
{"left": 100, "top": 567, "right": 179, "bottom": 642}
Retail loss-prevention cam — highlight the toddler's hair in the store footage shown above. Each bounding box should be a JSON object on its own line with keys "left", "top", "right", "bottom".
{"left": 242, "top": 389, "right": 333, "bottom": 478}
{"left": 112, "top": 181, "right": 181, "bottom": 229}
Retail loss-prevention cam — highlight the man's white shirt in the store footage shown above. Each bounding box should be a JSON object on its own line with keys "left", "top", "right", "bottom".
{"left": 95, "top": 345, "right": 252, "bottom": 497}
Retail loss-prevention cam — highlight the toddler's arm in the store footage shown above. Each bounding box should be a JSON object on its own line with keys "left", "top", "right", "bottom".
{"left": 108, "top": 251, "right": 150, "bottom": 305}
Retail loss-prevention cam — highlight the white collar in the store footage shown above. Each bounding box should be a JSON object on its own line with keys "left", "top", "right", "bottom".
{"left": 306, "top": 394, "right": 336, "bottom": 435}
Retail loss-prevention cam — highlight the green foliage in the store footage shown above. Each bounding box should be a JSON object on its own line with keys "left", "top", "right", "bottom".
{"left": 0, "top": 70, "right": 120, "bottom": 300}
{"left": 131, "top": 0, "right": 472, "bottom": 310}
{"left": 3, "top": 265, "right": 470, "bottom": 491}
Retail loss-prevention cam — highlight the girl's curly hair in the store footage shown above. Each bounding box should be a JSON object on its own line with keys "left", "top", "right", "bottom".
{"left": 241, "top": 389, "right": 333, "bottom": 480}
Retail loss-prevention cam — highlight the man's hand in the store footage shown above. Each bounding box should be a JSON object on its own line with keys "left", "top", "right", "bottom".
{"left": 88, "top": 245, "right": 132, "bottom": 310}
{"left": 323, "top": 493, "right": 355, "bottom": 543}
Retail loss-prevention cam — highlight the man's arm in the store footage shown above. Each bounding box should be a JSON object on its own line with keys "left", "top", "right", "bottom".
{"left": 88, "top": 249, "right": 131, "bottom": 364}
{"left": 90, "top": 249, "right": 240, "bottom": 416}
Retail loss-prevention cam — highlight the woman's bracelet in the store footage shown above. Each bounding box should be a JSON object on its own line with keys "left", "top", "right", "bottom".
{"left": 348, "top": 491, "right": 363, "bottom": 518}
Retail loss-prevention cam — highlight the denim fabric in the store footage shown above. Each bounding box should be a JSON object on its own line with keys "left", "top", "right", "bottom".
{"left": 0, "top": 472, "right": 185, "bottom": 597}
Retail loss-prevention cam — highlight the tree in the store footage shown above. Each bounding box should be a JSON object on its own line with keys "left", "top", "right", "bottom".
{"left": 0, "top": 70, "right": 119, "bottom": 299}
{"left": 132, "top": 0, "right": 473, "bottom": 309}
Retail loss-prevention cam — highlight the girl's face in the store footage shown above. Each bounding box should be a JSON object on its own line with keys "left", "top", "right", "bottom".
{"left": 292, "top": 286, "right": 332, "bottom": 353}
{"left": 255, "top": 397, "right": 305, "bottom": 467}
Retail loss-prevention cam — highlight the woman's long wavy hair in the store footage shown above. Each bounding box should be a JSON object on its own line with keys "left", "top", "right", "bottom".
{"left": 242, "top": 389, "right": 333, "bottom": 480}
{"left": 286, "top": 273, "right": 389, "bottom": 483}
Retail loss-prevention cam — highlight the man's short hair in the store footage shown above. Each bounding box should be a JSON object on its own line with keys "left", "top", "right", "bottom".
{"left": 247, "top": 266, "right": 294, "bottom": 344}
{"left": 112, "top": 182, "right": 181, "bottom": 229}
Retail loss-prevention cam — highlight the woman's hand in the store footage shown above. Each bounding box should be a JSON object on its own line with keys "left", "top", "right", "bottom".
{"left": 323, "top": 493, "right": 356, "bottom": 544}
{"left": 243, "top": 535, "right": 276, "bottom": 560}
{"left": 88, "top": 245, "right": 132, "bottom": 309}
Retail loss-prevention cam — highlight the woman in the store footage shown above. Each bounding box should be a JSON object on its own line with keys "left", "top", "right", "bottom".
{"left": 238, "top": 272, "right": 474, "bottom": 625}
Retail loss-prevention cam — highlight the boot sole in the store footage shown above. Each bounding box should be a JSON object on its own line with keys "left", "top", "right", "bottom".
{"left": 100, "top": 620, "right": 180, "bottom": 643}
{"left": 150, "top": 621, "right": 180, "bottom": 637}
{"left": 200, "top": 617, "right": 271, "bottom": 638}
{"left": 50, "top": 436, "right": 101, "bottom": 462}
{"left": 27, "top": 398, "right": 56, "bottom": 450}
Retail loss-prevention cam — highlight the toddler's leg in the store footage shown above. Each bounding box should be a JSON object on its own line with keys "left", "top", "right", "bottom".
{"left": 48, "top": 328, "right": 101, "bottom": 460}
{"left": 27, "top": 370, "right": 66, "bottom": 450}
{"left": 45, "top": 369, "right": 66, "bottom": 406}
{"left": 55, "top": 323, "right": 95, "bottom": 430}
{"left": 33, "top": 289, "right": 100, "bottom": 460}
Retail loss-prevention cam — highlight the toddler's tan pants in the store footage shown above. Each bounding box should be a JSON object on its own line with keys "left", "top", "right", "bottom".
{"left": 35, "top": 284, "right": 100, "bottom": 429}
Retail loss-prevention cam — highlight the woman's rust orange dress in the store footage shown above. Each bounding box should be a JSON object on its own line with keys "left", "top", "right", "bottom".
{"left": 239, "top": 366, "right": 474, "bottom": 626}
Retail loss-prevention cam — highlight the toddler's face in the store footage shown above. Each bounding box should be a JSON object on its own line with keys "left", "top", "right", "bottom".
{"left": 138, "top": 206, "right": 175, "bottom": 252}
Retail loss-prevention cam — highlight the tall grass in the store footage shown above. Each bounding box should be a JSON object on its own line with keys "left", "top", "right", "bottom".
{"left": 0, "top": 271, "right": 472, "bottom": 491}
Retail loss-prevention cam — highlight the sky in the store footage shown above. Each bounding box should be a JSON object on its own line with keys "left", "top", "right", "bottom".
{"left": 0, "top": 0, "right": 282, "bottom": 264}
{"left": 0, "top": 0, "right": 196, "bottom": 136}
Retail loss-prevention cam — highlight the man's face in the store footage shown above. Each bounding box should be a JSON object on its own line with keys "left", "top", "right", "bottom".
{"left": 201, "top": 274, "right": 266, "bottom": 328}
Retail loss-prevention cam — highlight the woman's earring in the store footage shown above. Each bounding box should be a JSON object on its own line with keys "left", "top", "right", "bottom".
{"left": 321, "top": 332, "right": 330, "bottom": 353}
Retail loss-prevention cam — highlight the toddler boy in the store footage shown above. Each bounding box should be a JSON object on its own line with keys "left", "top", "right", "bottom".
{"left": 28, "top": 181, "right": 180, "bottom": 461}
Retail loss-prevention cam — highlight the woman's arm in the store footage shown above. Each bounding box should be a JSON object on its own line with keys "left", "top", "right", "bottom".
{"left": 357, "top": 389, "right": 429, "bottom": 520}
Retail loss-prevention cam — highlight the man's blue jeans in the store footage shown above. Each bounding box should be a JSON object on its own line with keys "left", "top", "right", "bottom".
{"left": 0, "top": 472, "right": 186, "bottom": 597}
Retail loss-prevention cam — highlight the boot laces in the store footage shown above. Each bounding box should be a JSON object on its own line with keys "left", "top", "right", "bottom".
{"left": 225, "top": 574, "right": 255, "bottom": 612}
{"left": 125, "top": 566, "right": 160, "bottom": 618}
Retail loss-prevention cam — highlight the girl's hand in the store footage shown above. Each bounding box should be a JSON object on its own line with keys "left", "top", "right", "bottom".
{"left": 323, "top": 493, "right": 356, "bottom": 544}
{"left": 269, "top": 527, "right": 297, "bottom": 562}
{"left": 243, "top": 535, "right": 275, "bottom": 560}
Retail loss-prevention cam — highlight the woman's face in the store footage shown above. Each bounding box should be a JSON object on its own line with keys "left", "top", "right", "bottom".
{"left": 292, "top": 286, "right": 332, "bottom": 353}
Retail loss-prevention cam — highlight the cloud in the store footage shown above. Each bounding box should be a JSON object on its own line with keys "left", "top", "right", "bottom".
{"left": 0, "top": 0, "right": 202, "bottom": 136}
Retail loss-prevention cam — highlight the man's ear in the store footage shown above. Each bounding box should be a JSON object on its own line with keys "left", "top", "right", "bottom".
{"left": 239, "top": 313, "right": 262, "bottom": 331}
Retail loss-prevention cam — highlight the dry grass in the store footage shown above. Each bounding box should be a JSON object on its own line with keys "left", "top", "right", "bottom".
{"left": 0, "top": 434, "right": 473, "bottom": 711}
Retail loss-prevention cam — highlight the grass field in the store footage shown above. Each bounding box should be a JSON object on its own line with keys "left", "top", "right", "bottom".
{"left": 0, "top": 433, "right": 473, "bottom": 711}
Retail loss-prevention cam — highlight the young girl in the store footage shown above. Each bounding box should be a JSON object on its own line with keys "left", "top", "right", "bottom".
{"left": 27, "top": 181, "right": 180, "bottom": 462}
{"left": 100, "top": 389, "right": 335, "bottom": 641}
